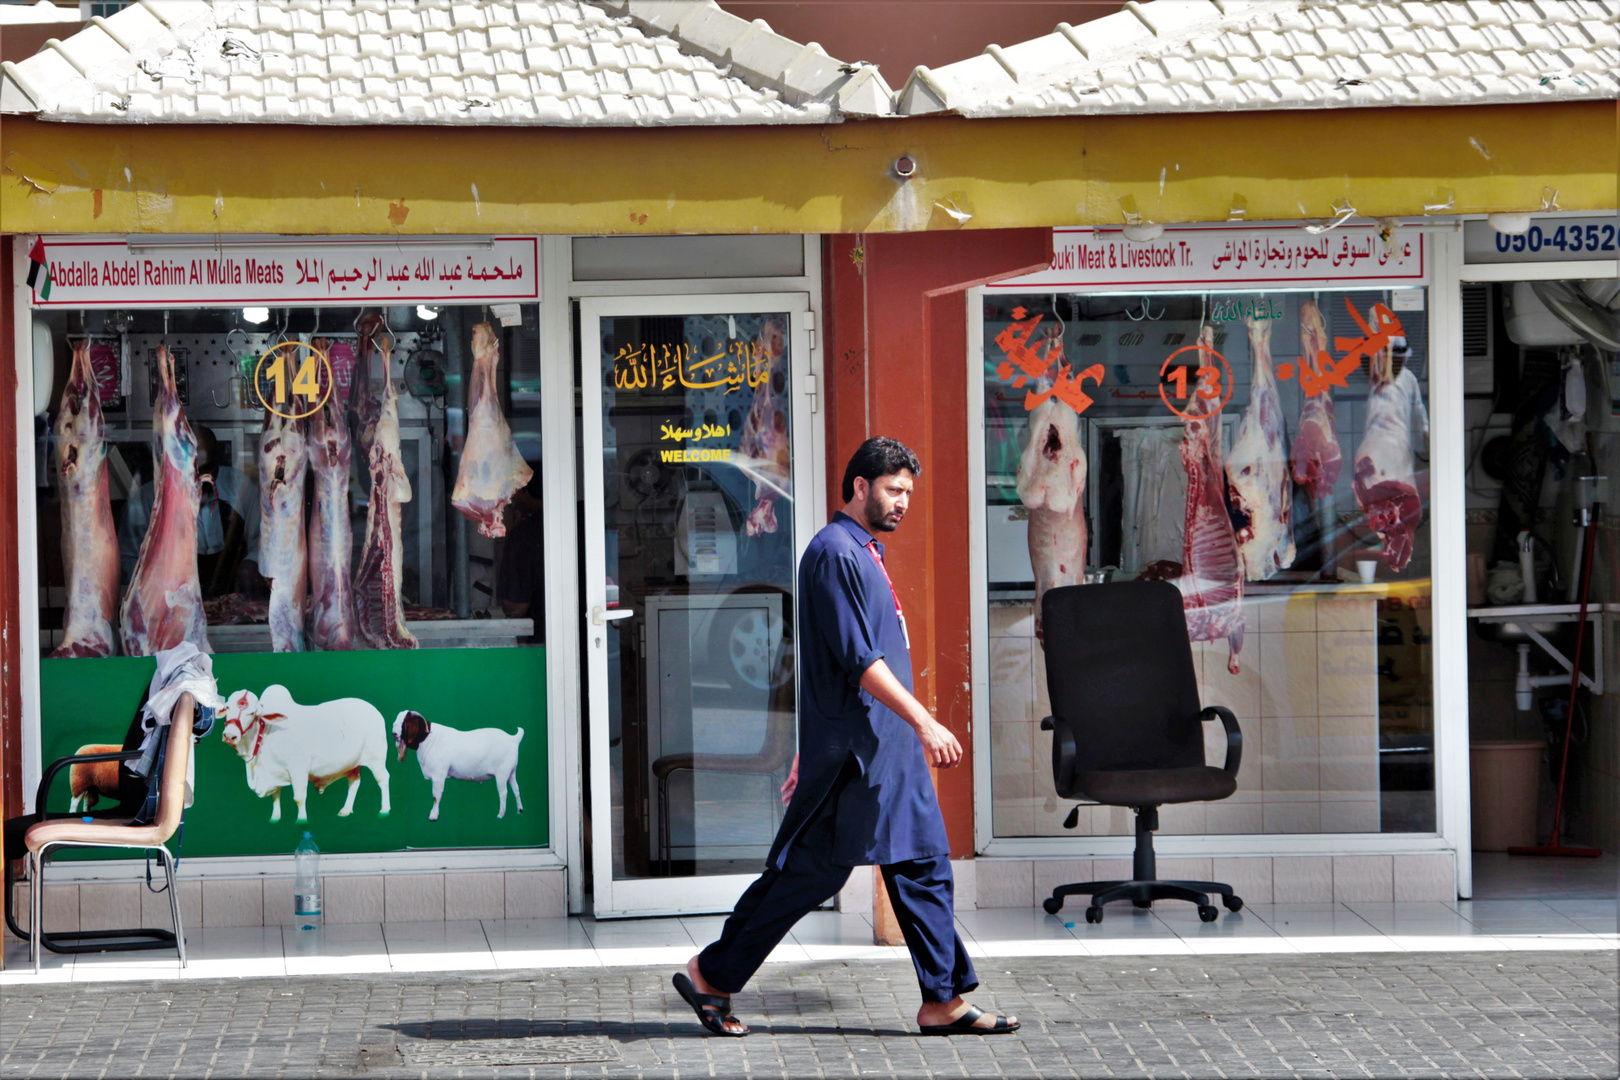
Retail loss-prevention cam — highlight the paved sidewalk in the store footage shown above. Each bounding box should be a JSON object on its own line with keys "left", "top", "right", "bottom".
{"left": 2, "top": 951, "right": 1616, "bottom": 1078}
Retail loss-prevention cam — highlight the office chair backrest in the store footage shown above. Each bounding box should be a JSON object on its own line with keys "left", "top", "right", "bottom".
{"left": 1040, "top": 581, "right": 1204, "bottom": 775}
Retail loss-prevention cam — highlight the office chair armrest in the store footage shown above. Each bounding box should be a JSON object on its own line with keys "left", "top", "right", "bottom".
{"left": 36, "top": 749, "right": 142, "bottom": 815}
{"left": 1040, "top": 717, "right": 1053, "bottom": 730}
{"left": 1200, "top": 706, "right": 1242, "bottom": 777}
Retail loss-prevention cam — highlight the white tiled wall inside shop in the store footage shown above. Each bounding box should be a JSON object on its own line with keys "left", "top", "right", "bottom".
{"left": 990, "top": 590, "right": 1387, "bottom": 838}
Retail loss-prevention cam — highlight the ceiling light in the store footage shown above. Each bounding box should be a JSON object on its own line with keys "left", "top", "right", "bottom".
{"left": 416, "top": 305, "right": 439, "bottom": 321}
{"left": 242, "top": 306, "right": 270, "bottom": 325}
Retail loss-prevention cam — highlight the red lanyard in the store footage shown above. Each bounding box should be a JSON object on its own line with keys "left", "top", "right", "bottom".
{"left": 866, "top": 542, "right": 907, "bottom": 636}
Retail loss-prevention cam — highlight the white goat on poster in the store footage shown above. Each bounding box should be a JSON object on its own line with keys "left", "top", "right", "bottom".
{"left": 392, "top": 710, "right": 524, "bottom": 821}
{"left": 221, "top": 685, "right": 392, "bottom": 823}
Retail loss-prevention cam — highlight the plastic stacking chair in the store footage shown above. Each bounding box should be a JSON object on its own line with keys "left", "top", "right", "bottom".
{"left": 23, "top": 693, "right": 195, "bottom": 973}
{"left": 1038, "top": 583, "right": 1245, "bottom": 924}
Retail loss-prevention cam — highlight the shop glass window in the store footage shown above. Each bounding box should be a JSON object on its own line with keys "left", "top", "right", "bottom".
{"left": 36, "top": 303, "right": 548, "bottom": 855}
{"left": 983, "top": 288, "right": 1436, "bottom": 837}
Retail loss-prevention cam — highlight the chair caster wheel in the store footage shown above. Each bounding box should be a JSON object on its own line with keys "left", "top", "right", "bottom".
{"left": 1084, "top": 906, "right": 1103, "bottom": 924}
{"left": 1223, "top": 895, "right": 1243, "bottom": 912}
{"left": 1198, "top": 904, "right": 1219, "bottom": 922}
{"left": 1132, "top": 899, "right": 1151, "bottom": 909}
{"left": 1042, "top": 897, "right": 1062, "bottom": 915}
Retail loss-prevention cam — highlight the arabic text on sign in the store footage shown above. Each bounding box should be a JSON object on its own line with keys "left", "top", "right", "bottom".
{"left": 1273, "top": 300, "right": 1404, "bottom": 398}
{"left": 659, "top": 422, "right": 733, "bottom": 443}
{"left": 612, "top": 341, "right": 770, "bottom": 395}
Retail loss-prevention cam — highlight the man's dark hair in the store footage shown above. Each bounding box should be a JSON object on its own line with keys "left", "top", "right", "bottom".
{"left": 841, "top": 437, "right": 921, "bottom": 502}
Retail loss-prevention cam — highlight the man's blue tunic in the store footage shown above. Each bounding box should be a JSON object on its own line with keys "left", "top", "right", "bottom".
{"left": 765, "top": 512, "right": 950, "bottom": 869}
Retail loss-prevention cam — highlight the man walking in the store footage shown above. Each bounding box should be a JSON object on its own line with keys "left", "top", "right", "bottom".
{"left": 675, "top": 438, "right": 1019, "bottom": 1038}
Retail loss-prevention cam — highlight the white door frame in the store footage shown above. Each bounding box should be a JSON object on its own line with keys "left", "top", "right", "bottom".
{"left": 578, "top": 290, "right": 817, "bottom": 918}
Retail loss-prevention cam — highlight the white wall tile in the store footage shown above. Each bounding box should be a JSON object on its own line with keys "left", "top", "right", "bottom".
{"left": 1333, "top": 855, "right": 1393, "bottom": 902}
{"left": 1033, "top": 859, "right": 1094, "bottom": 906}
{"left": 325, "top": 874, "right": 385, "bottom": 923}
{"left": 944, "top": 859, "right": 975, "bottom": 911}
{"left": 1272, "top": 856, "right": 1333, "bottom": 902}
{"left": 1318, "top": 630, "right": 1378, "bottom": 716}
{"left": 1262, "top": 801, "right": 1320, "bottom": 834}
{"left": 385, "top": 873, "right": 445, "bottom": 922}
{"left": 78, "top": 882, "right": 141, "bottom": 932}
{"left": 1212, "top": 857, "right": 1273, "bottom": 905}
{"left": 1206, "top": 801, "right": 1263, "bottom": 833}
{"left": 505, "top": 869, "right": 566, "bottom": 919}
{"left": 975, "top": 860, "right": 1033, "bottom": 908}
{"left": 1393, "top": 853, "right": 1456, "bottom": 902}
{"left": 1158, "top": 802, "right": 1207, "bottom": 835}
{"left": 202, "top": 879, "right": 264, "bottom": 928}
{"left": 263, "top": 877, "right": 293, "bottom": 927}
{"left": 1260, "top": 631, "right": 1318, "bottom": 718}
{"left": 835, "top": 867, "right": 873, "bottom": 914}
{"left": 142, "top": 880, "right": 202, "bottom": 931}
{"left": 445, "top": 872, "right": 506, "bottom": 921}
{"left": 1153, "top": 858, "right": 1211, "bottom": 884}
{"left": 1319, "top": 798, "right": 1379, "bottom": 833}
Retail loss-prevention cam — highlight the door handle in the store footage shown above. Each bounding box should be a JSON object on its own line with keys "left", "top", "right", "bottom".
{"left": 591, "top": 606, "right": 635, "bottom": 626}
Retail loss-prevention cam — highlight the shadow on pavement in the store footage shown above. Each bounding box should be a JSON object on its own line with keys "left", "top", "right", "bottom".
{"left": 382, "top": 1018, "right": 915, "bottom": 1042}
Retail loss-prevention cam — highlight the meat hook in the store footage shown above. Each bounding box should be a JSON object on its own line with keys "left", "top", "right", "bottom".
{"left": 1125, "top": 295, "right": 1165, "bottom": 322}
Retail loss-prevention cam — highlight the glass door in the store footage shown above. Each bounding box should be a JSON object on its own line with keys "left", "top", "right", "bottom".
{"left": 580, "top": 294, "right": 814, "bottom": 917}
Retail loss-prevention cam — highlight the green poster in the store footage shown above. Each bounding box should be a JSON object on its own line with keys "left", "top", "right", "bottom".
{"left": 38, "top": 648, "right": 547, "bottom": 857}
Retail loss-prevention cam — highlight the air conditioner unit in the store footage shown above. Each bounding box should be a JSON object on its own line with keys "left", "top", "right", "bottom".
{"left": 1461, "top": 282, "right": 1494, "bottom": 395}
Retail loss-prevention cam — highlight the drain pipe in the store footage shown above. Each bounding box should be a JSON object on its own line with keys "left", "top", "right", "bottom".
{"left": 1514, "top": 644, "right": 1568, "bottom": 711}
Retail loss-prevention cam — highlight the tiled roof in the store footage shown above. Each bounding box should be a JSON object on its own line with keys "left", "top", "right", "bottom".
{"left": 896, "top": 0, "right": 1620, "bottom": 117}
{"left": 0, "top": 0, "right": 896, "bottom": 125}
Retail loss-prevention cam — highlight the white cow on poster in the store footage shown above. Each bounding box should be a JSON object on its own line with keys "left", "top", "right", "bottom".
{"left": 221, "top": 685, "right": 392, "bottom": 823}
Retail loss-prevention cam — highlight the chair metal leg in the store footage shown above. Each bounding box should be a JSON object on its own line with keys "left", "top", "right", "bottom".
{"left": 160, "top": 847, "right": 186, "bottom": 968}
{"left": 30, "top": 848, "right": 43, "bottom": 974}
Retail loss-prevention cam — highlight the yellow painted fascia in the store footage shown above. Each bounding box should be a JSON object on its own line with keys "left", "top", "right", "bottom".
{"left": 1, "top": 103, "right": 1614, "bottom": 236}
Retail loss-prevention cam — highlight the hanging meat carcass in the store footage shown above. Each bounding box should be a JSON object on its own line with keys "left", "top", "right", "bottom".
{"left": 1224, "top": 316, "right": 1295, "bottom": 580}
{"left": 306, "top": 359, "right": 358, "bottom": 652}
{"left": 1289, "top": 300, "right": 1342, "bottom": 500}
{"left": 1353, "top": 325, "right": 1428, "bottom": 572}
{"left": 258, "top": 400, "right": 308, "bottom": 652}
{"left": 737, "top": 317, "right": 792, "bottom": 536}
{"left": 121, "top": 345, "right": 210, "bottom": 655}
{"left": 52, "top": 339, "right": 120, "bottom": 657}
{"left": 352, "top": 335, "right": 419, "bottom": 650}
{"left": 451, "top": 322, "right": 533, "bottom": 538}
{"left": 1164, "top": 325, "right": 1245, "bottom": 673}
{"left": 1017, "top": 397, "right": 1087, "bottom": 645}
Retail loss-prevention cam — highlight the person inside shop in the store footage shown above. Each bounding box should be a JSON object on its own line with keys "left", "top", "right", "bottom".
{"left": 119, "top": 424, "right": 264, "bottom": 599}
{"left": 496, "top": 470, "right": 546, "bottom": 641}
{"left": 675, "top": 437, "right": 1018, "bottom": 1039}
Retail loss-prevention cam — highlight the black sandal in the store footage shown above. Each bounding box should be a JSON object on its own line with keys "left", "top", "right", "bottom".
{"left": 919, "top": 1005, "right": 1020, "bottom": 1036}
{"left": 672, "top": 972, "right": 749, "bottom": 1037}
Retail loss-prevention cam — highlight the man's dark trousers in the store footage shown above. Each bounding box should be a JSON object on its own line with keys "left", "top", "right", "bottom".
{"left": 697, "top": 762, "right": 978, "bottom": 1004}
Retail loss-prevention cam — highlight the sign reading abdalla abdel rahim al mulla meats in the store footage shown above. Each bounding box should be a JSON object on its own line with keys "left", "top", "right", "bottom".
{"left": 26, "top": 235, "right": 540, "bottom": 307}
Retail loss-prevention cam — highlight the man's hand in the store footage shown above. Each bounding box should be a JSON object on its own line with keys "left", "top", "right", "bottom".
{"left": 858, "top": 659, "right": 964, "bottom": 770}
{"left": 914, "top": 717, "right": 963, "bottom": 769}
{"left": 780, "top": 754, "right": 799, "bottom": 804}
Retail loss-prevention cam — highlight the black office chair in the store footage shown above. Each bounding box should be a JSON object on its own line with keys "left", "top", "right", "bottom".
{"left": 1038, "top": 580, "right": 1244, "bottom": 924}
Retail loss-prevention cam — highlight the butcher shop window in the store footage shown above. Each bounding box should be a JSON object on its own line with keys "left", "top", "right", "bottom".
{"left": 984, "top": 288, "right": 1436, "bottom": 837}
{"left": 34, "top": 301, "right": 551, "bottom": 854}
{"left": 37, "top": 304, "right": 545, "bottom": 658}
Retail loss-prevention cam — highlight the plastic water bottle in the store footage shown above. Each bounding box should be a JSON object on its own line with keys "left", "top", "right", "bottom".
{"left": 292, "top": 832, "right": 322, "bottom": 932}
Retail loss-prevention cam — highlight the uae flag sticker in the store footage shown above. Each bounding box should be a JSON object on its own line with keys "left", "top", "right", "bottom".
{"left": 26, "top": 237, "right": 51, "bottom": 300}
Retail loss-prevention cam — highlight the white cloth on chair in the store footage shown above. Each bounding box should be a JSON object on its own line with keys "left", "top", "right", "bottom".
{"left": 135, "top": 642, "right": 224, "bottom": 807}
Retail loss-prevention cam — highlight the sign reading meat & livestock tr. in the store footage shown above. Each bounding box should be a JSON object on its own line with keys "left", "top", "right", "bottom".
{"left": 27, "top": 235, "right": 540, "bottom": 307}
{"left": 991, "top": 224, "right": 1426, "bottom": 291}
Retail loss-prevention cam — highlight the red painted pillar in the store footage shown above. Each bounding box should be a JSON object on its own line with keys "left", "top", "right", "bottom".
{"left": 1, "top": 237, "right": 20, "bottom": 882}
{"left": 821, "top": 229, "right": 1051, "bottom": 857}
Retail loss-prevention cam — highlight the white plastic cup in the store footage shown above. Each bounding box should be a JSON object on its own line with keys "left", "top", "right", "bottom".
{"left": 1356, "top": 559, "right": 1378, "bottom": 584}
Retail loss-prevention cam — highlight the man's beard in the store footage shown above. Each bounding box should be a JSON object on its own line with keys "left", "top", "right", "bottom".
{"left": 865, "top": 504, "right": 901, "bottom": 532}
